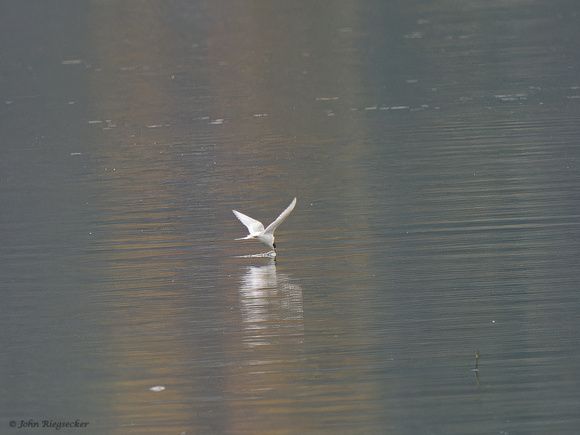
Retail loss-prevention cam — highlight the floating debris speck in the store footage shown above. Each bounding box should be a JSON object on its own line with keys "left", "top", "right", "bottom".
{"left": 403, "top": 32, "right": 422, "bottom": 39}
{"left": 149, "top": 386, "right": 165, "bottom": 392}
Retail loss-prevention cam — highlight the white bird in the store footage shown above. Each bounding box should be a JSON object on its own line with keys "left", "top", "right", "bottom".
{"left": 233, "top": 197, "right": 297, "bottom": 254}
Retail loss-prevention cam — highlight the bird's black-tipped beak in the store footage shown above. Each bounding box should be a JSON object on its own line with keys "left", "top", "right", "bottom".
{"left": 273, "top": 243, "right": 277, "bottom": 249}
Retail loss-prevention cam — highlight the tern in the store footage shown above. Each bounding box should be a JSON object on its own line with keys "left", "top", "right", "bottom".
{"left": 233, "top": 197, "right": 297, "bottom": 255}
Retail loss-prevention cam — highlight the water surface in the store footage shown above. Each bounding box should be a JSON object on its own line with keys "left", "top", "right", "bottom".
{"left": 1, "top": 1, "right": 580, "bottom": 434}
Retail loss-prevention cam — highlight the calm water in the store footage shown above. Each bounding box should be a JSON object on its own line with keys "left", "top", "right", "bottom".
{"left": 2, "top": 1, "right": 580, "bottom": 434}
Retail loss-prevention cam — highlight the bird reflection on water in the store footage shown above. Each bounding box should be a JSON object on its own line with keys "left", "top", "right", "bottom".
{"left": 238, "top": 262, "right": 303, "bottom": 348}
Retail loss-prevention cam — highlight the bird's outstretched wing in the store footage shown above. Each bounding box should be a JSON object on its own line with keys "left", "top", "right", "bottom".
{"left": 264, "top": 197, "right": 297, "bottom": 235}
{"left": 232, "top": 210, "right": 264, "bottom": 235}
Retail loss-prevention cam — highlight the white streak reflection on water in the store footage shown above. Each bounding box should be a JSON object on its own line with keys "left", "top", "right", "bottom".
{"left": 237, "top": 262, "right": 304, "bottom": 348}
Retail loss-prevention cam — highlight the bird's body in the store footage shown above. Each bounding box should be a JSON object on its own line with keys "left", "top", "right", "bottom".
{"left": 233, "top": 197, "right": 297, "bottom": 254}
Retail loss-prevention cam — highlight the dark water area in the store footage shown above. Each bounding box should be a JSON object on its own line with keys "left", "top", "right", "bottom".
{"left": 2, "top": 1, "right": 580, "bottom": 434}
